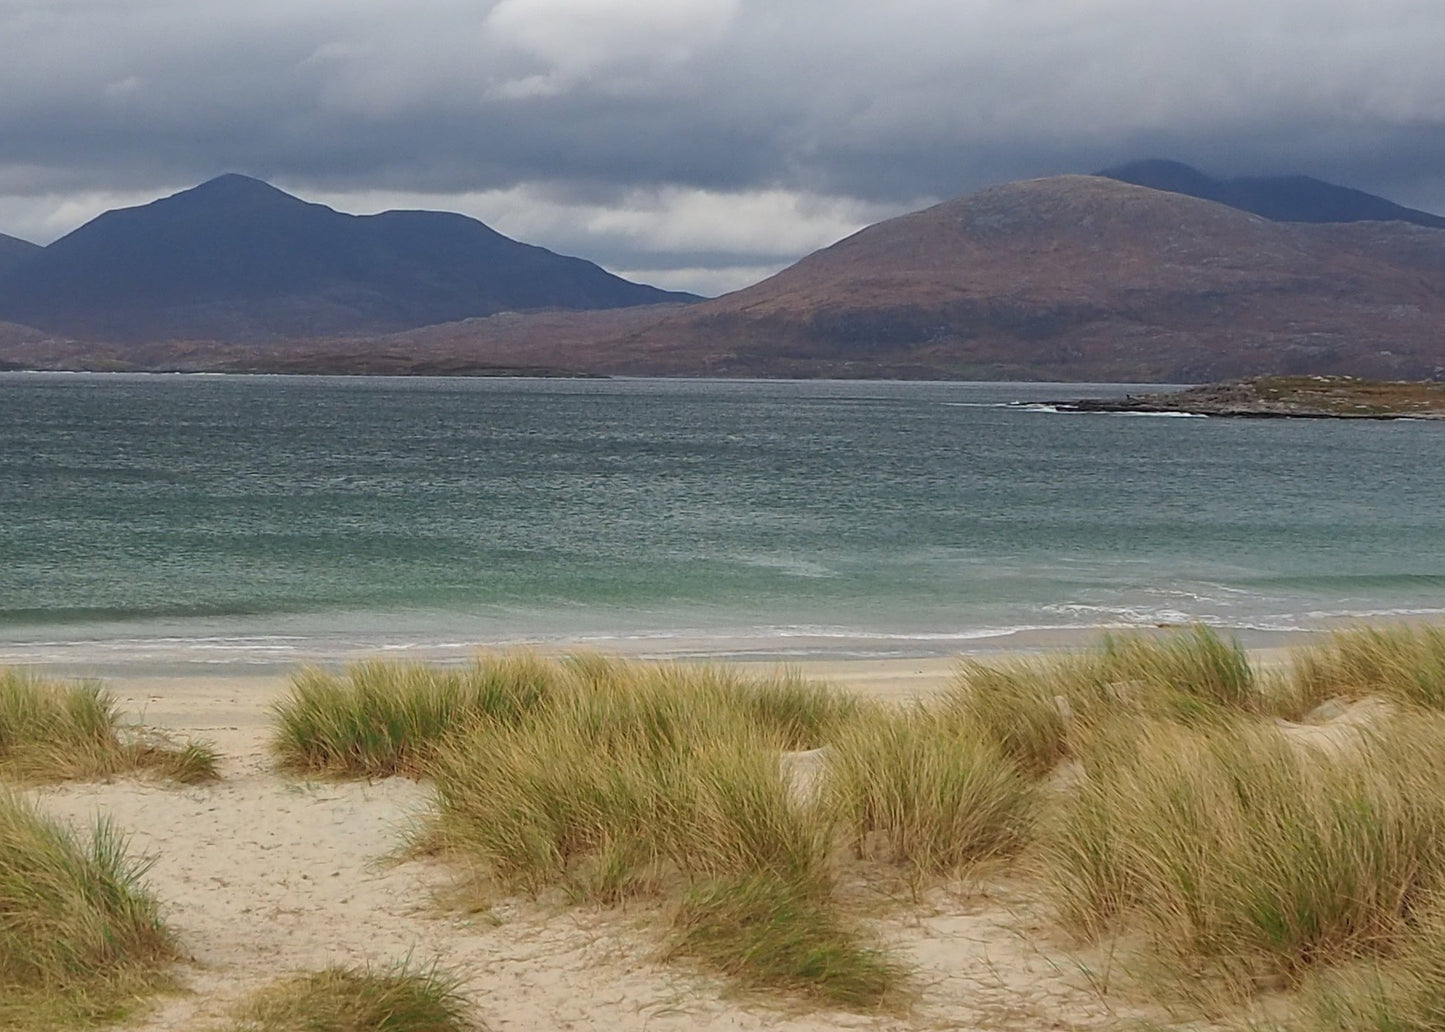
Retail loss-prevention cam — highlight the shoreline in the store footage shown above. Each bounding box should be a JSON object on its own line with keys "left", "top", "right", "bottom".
{"left": 0, "top": 616, "right": 1392, "bottom": 686}
{"left": 66, "top": 637, "right": 1311, "bottom": 742}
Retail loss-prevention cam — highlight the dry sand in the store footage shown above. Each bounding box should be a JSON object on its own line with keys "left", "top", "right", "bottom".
{"left": 25, "top": 658, "right": 1200, "bottom": 1032}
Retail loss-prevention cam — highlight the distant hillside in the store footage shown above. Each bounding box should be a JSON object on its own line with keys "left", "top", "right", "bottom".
{"left": 0, "top": 231, "right": 39, "bottom": 276}
{"left": 1099, "top": 159, "right": 1445, "bottom": 229}
{"left": 568, "top": 175, "right": 1445, "bottom": 380}
{"left": 3, "top": 173, "right": 1443, "bottom": 382}
{"left": 0, "top": 174, "right": 695, "bottom": 342}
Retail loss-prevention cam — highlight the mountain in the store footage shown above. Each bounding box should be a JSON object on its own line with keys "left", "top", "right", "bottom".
{"left": 0, "top": 231, "right": 39, "bottom": 275}
{"left": 555, "top": 174, "right": 1445, "bottom": 380}
{"left": 0, "top": 174, "right": 694, "bottom": 342}
{"left": 4, "top": 174, "right": 1443, "bottom": 382}
{"left": 1099, "top": 159, "right": 1445, "bottom": 229}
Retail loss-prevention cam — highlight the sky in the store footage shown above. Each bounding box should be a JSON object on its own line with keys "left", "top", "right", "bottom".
{"left": 2, "top": 0, "right": 1444, "bottom": 296}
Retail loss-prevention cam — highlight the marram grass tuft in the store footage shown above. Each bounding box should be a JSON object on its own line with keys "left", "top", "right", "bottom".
{"left": 0, "top": 668, "right": 219, "bottom": 784}
{"left": 231, "top": 962, "right": 478, "bottom": 1032}
{"left": 0, "top": 792, "right": 177, "bottom": 1030}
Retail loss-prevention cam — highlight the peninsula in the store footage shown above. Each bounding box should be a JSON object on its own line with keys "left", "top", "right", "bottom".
{"left": 1049, "top": 375, "right": 1445, "bottom": 419}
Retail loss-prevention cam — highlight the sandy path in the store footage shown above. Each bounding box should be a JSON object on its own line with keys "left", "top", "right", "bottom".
{"left": 24, "top": 661, "right": 1196, "bottom": 1032}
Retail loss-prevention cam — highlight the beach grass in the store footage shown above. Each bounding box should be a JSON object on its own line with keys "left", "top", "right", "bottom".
{"left": 1044, "top": 712, "right": 1445, "bottom": 997}
{"left": 945, "top": 625, "right": 1265, "bottom": 776}
{"left": 420, "top": 655, "right": 898, "bottom": 1005}
{"left": 273, "top": 653, "right": 856, "bottom": 780}
{"left": 0, "top": 669, "right": 219, "bottom": 784}
{"left": 270, "top": 653, "right": 563, "bottom": 777}
{"left": 1291, "top": 624, "right": 1445, "bottom": 710}
{"left": 0, "top": 792, "right": 177, "bottom": 1031}
{"left": 423, "top": 682, "right": 832, "bottom": 901}
{"left": 274, "top": 650, "right": 849, "bottom": 780}
{"left": 231, "top": 962, "right": 477, "bottom": 1032}
{"left": 667, "top": 873, "right": 903, "bottom": 1008}
{"left": 825, "top": 705, "right": 1034, "bottom": 882}
{"left": 1294, "top": 893, "right": 1445, "bottom": 1031}
{"left": 299, "top": 628, "right": 1445, "bottom": 1015}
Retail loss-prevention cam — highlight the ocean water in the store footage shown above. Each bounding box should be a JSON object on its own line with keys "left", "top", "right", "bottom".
{"left": 2, "top": 372, "right": 1443, "bottom": 671}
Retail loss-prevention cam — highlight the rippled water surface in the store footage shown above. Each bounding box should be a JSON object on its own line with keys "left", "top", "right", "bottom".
{"left": 2, "top": 373, "right": 1442, "bottom": 668}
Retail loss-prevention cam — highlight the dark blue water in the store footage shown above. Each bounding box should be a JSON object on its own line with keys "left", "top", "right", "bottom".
{"left": 2, "top": 373, "right": 1442, "bottom": 667}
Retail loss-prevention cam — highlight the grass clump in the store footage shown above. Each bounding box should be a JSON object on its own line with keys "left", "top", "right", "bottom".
{"left": 668, "top": 873, "right": 902, "bottom": 1009}
{"left": 947, "top": 625, "right": 1260, "bottom": 775}
{"left": 825, "top": 706, "right": 1034, "bottom": 881}
{"left": 0, "top": 792, "right": 177, "bottom": 1030}
{"left": 1295, "top": 894, "right": 1445, "bottom": 1031}
{"left": 422, "top": 657, "right": 898, "bottom": 1007}
{"left": 553, "top": 654, "right": 856, "bottom": 752}
{"left": 1045, "top": 713, "right": 1445, "bottom": 995}
{"left": 232, "top": 962, "right": 477, "bottom": 1032}
{"left": 424, "top": 688, "right": 829, "bottom": 900}
{"left": 270, "top": 653, "right": 563, "bottom": 777}
{"left": 271, "top": 653, "right": 857, "bottom": 780}
{"left": 1291, "top": 624, "right": 1445, "bottom": 710}
{"left": 0, "top": 669, "right": 219, "bottom": 784}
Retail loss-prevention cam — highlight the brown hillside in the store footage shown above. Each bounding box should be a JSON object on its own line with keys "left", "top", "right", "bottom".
{"left": 589, "top": 175, "right": 1445, "bottom": 380}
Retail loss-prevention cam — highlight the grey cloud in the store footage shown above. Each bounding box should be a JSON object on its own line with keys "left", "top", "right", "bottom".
{"left": 2, "top": 0, "right": 1443, "bottom": 285}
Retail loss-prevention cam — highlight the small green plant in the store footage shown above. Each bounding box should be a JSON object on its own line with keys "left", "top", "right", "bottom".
{"left": 0, "top": 669, "right": 218, "bottom": 784}
{"left": 0, "top": 792, "right": 177, "bottom": 1030}
{"left": 232, "top": 962, "right": 477, "bottom": 1032}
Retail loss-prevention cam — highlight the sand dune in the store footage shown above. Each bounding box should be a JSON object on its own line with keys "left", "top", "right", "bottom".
{"left": 22, "top": 659, "right": 1193, "bottom": 1032}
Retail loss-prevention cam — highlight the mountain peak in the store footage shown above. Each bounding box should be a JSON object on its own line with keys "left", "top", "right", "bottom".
{"left": 0, "top": 175, "right": 693, "bottom": 342}
{"left": 1097, "top": 159, "right": 1445, "bottom": 229}
{"left": 168, "top": 173, "right": 313, "bottom": 210}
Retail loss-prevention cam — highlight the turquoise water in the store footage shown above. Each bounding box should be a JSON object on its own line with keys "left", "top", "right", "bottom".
{"left": 2, "top": 372, "right": 1443, "bottom": 669}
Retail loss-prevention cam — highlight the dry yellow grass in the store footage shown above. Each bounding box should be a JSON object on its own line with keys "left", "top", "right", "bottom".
{"left": 0, "top": 791, "right": 178, "bottom": 1031}
{"left": 0, "top": 669, "right": 217, "bottom": 784}
{"left": 230, "top": 963, "right": 479, "bottom": 1032}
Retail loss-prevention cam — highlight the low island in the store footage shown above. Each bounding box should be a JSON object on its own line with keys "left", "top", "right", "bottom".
{"left": 1049, "top": 375, "right": 1445, "bottom": 419}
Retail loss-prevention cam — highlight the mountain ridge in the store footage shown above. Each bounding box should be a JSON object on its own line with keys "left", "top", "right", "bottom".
{"left": 0, "top": 174, "right": 696, "bottom": 342}
{"left": 1, "top": 170, "right": 1443, "bottom": 381}
{"left": 0, "top": 231, "right": 39, "bottom": 276}
{"left": 1098, "top": 159, "right": 1445, "bottom": 229}
{"left": 398, "top": 174, "right": 1443, "bottom": 382}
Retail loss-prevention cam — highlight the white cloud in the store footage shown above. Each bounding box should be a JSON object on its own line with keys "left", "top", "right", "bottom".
{"left": 297, "top": 181, "right": 920, "bottom": 293}
{"left": 613, "top": 264, "right": 789, "bottom": 297}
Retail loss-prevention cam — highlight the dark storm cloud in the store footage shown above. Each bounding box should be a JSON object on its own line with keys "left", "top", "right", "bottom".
{"left": 2, "top": 0, "right": 1444, "bottom": 291}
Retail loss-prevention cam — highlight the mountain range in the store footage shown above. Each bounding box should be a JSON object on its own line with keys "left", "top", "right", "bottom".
{"left": 0, "top": 174, "right": 693, "bottom": 342}
{"left": 0, "top": 162, "right": 1442, "bottom": 381}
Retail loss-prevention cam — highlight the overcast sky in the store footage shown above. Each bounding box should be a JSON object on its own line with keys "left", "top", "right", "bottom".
{"left": 3, "top": 0, "right": 1443, "bottom": 295}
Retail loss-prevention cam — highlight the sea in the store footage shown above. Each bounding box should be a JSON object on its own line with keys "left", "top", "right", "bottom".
{"left": 2, "top": 372, "right": 1442, "bottom": 674}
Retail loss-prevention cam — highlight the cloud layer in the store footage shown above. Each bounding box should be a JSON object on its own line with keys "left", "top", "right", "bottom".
{"left": 3, "top": 0, "right": 1443, "bottom": 293}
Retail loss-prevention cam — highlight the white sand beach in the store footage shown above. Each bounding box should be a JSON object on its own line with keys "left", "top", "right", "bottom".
{"left": 19, "top": 656, "right": 1201, "bottom": 1032}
